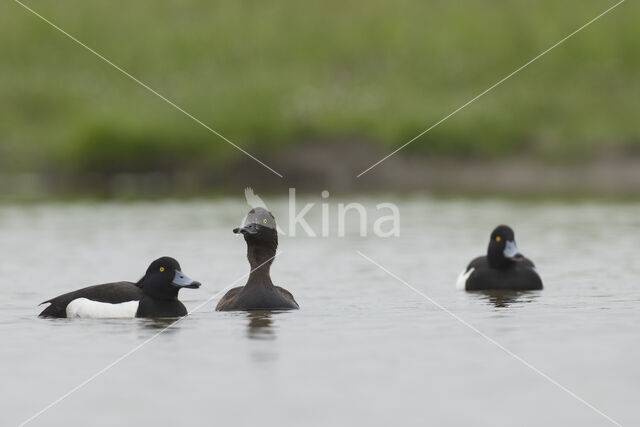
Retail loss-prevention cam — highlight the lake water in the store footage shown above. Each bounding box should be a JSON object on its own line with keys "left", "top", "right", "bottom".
{"left": 0, "top": 197, "right": 638, "bottom": 426}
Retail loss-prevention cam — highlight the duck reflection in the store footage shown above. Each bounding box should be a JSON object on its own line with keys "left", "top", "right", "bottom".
{"left": 139, "top": 317, "right": 181, "bottom": 332}
{"left": 471, "top": 290, "right": 540, "bottom": 308}
{"left": 246, "top": 311, "right": 276, "bottom": 340}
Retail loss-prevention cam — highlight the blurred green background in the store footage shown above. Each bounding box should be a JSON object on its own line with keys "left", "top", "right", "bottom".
{"left": 0, "top": 0, "right": 638, "bottom": 196}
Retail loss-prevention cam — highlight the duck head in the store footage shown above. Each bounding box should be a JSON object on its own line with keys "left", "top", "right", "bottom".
{"left": 137, "top": 257, "right": 201, "bottom": 300}
{"left": 487, "top": 225, "right": 524, "bottom": 269}
{"left": 234, "top": 207, "right": 278, "bottom": 246}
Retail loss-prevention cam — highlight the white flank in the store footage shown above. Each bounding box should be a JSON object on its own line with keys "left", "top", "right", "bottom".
{"left": 66, "top": 298, "right": 139, "bottom": 319}
{"left": 456, "top": 268, "right": 475, "bottom": 290}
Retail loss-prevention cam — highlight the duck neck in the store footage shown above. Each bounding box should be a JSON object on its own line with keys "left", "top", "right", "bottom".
{"left": 143, "top": 286, "right": 179, "bottom": 301}
{"left": 245, "top": 242, "right": 276, "bottom": 289}
{"left": 138, "top": 276, "right": 179, "bottom": 300}
{"left": 487, "top": 248, "right": 511, "bottom": 270}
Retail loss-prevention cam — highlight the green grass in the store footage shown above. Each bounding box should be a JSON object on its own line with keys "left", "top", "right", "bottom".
{"left": 1, "top": 0, "right": 638, "bottom": 174}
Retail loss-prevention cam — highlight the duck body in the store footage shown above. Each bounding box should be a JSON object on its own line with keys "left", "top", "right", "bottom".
{"left": 457, "top": 225, "right": 543, "bottom": 291}
{"left": 39, "top": 281, "right": 143, "bottom": 318}
{"left": 216, "top": 283, "right": 298, "bottom": 311}
{"left": 458, "top": 255, "right": 542, "bottom": 291}
{"left": 217, "top": 207, "right": 299, "bottom": 311}
{"left": 39, "top": 257, "right": 200, "bottom": 319}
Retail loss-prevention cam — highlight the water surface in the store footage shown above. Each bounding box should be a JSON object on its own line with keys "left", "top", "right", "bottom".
{"left": 0, "top": 197, "right": 638, "bottom": 426}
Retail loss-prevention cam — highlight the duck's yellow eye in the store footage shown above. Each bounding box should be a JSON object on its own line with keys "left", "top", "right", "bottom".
{"left": 159, "top": 267, "right": 165, "bottom": 272}
{"left": 495, "top": 236, "right": 501, "bottom": 242}
{"left": 263, "top": 219, "right": 268, "bottom": 224}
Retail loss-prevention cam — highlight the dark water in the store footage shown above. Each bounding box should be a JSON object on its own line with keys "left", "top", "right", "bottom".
{"left": 0, "top": 198, "right": 638, "bottom": 426}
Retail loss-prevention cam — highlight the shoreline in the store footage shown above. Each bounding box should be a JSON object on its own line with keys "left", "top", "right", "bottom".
{"left": 2, "top": 143, "right": 640, "bottom": 200}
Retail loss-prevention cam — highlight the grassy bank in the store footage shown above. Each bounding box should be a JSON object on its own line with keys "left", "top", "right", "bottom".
{"left": 1, "top": 0, "right": 638, "bottom": 177}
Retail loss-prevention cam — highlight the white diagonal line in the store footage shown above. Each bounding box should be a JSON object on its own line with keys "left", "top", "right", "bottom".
{"left": 357, "top": 0, "right": 626, "bottom": 178}
{"left": 19, "top": 251, "right": 282, "bottom": 427}
{"left": 357, "top": 250, "right": 622, "bottom": 427}
{"left": 14, "top": 0, "right": 283, "bottom": 178}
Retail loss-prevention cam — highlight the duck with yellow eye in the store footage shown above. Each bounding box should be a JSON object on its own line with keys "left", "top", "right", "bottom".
{"left": 216, "top": 207, "right": 299, "bottom": 311}
{"left": 38, "top": 257, "right": 201, "bottom": 318}
{"left": 456, "top": 225, "right": 543, "bottom": 291}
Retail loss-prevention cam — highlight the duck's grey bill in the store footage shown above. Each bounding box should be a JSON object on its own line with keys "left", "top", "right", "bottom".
{"left": 234, "top": 224, "right": 258, "bottom": 235}
{"left": 503, "top": 240, "right": 521, "bottom": 258}
{"left": 172, "top": 271, "right": 200, "bottom": 288}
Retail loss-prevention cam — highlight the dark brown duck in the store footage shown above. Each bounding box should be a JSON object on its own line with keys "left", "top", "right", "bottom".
{"left": 216, "top": 207, "right": 299, "bottom": 311}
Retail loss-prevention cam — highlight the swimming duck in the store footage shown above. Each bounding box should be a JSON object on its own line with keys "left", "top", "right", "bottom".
{"left": 456, "top": 225, "right": 543, "bottom": 291}
{"left": 216, "top": 207, "right": 299, "bottom": 311}
{"left": 39, "top": 257, "right": 201, "bottom": 318}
